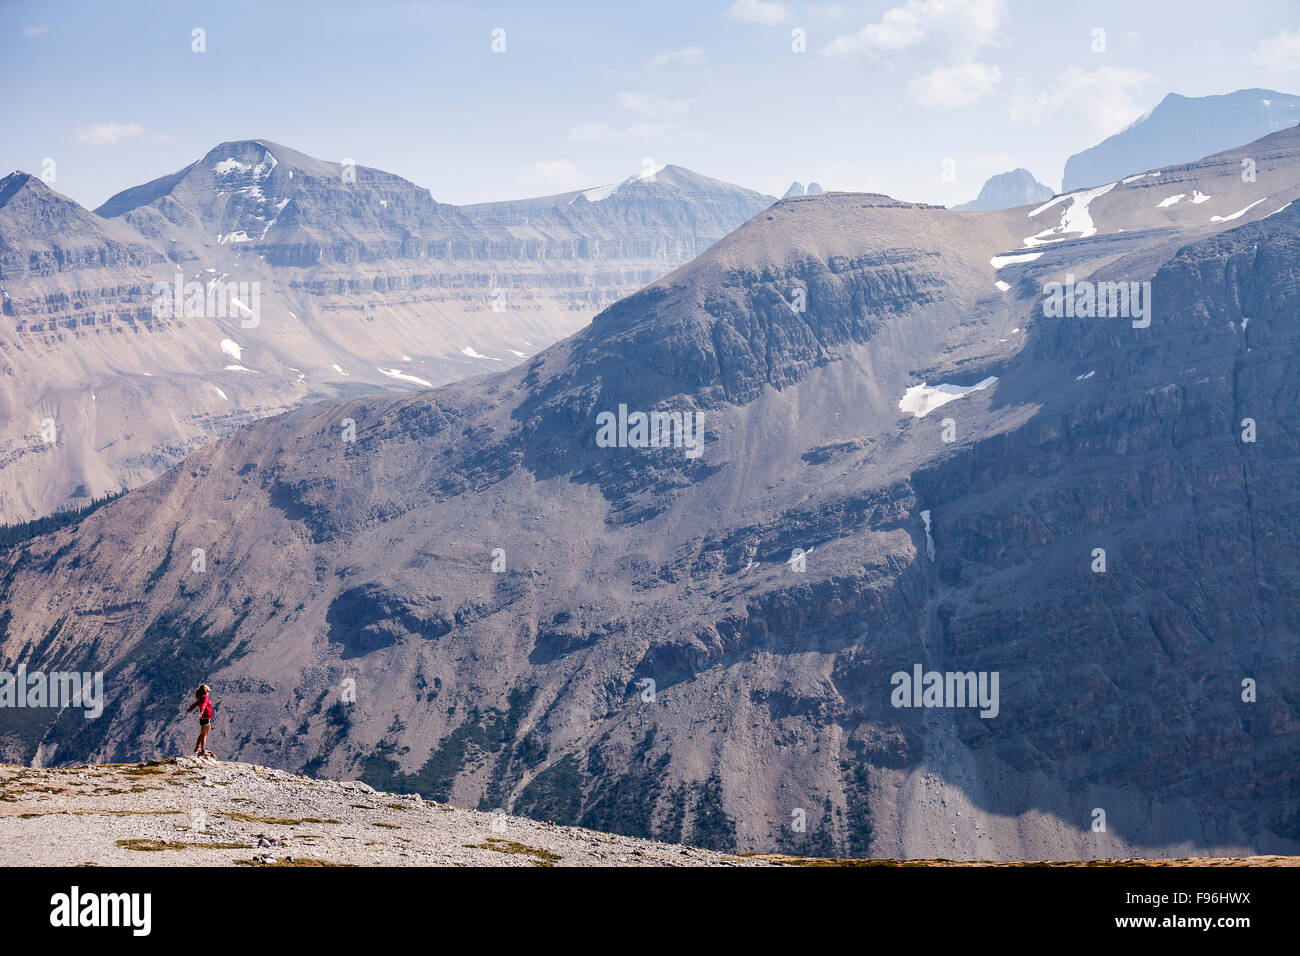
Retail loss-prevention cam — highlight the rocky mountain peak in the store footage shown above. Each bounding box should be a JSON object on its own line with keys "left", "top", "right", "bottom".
{"left": 952, "top": 168, "right": 1055, "bottom": 212}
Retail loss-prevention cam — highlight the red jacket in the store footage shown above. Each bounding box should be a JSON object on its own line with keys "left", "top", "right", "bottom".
{"left": 187, "top": 695, "right": 213, "bottom": 718}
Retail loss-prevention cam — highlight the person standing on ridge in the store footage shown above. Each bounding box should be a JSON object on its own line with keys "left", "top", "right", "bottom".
{"left": 185, "top": 684, "right": 215, "bottom": 756}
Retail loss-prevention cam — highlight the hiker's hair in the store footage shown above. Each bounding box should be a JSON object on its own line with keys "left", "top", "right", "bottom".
{"left": 195, "top": 684, "right": 209, "bottom": 698}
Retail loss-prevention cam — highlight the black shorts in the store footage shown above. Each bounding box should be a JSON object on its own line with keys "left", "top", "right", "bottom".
{"left": 199, "top": 717, "right": 211, "bottom": 726}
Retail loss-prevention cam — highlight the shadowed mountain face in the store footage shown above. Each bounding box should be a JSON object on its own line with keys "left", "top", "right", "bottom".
{"left": 0, "top": 141, "right": 773, "bottom": 521}
{"left": 1, "top": 129, "right": 1298, "bottom": 859}
{"left": 1063, "top": 89, "right": 1300, "bottom": 192}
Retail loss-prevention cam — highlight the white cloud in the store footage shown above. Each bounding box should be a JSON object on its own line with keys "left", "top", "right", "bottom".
{"left": 730, "top": 0, "right": 789, "bottom": 26}
{"left": 823, "top": 0, "right": 1006, "bottom": 58}
{"left": 570, "top": 122, "right": 667, "bottom": 143}
{"left": 1009, "top": 66, "right": 1150, "bottom": 135}
{"left": 618, "top": 91, "right": 689, "bottom": 118}
{"left": 22, "top": 25, "right": 48, "bottom": 37}
{"left": 76, "top": 122, "right": 146, "bottom": 146}
{"left": 822, "top": 0, "right": 1006, "bottom": 112}
{"left": 515, "top": 160, "right": 588, "bottom": 195}
{"left": 910, "top": 62, "right": 1001, "bottom": 107}
{"left": 571, "top": 91, "right": 686, "bottom": 144}
{"left": 1254, "top": 29, "right": 1300, "bottom": 71}
{"left": 650, "top": 46, "right": 706, "bottom": 68}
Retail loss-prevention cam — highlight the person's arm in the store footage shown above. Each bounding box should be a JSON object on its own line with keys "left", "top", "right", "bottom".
{"left": 186, "top": 700, "right": 198, "bottom": 713}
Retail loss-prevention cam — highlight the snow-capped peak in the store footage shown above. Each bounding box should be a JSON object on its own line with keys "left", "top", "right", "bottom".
{"left": 631, "top": 162, "right": 666, "bottom": 182}
{"left": 577, "top": 162, "right": 670, "bottom": 203}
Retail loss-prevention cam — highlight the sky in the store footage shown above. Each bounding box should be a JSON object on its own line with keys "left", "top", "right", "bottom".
{"left": 2, "top": 0, "right": 1298, "bottom": 210}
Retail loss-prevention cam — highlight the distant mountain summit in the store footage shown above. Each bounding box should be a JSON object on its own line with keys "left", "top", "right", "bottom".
{"left": 1063, "top": 88, "right": 1300, "bottom": 191}
{"left": 460, "top": 163, "right": 774, "bottom": 247}
{"left": 782, "top": 181, "right": 825, "bottom": 198}
{"left": 0, "top": 171, "right": 167, "bottom": 277}
{"left": 952, "top": 169, "right": 1054, "bottom": 211}
{"left": 95, "top": 139, "right": 474, "bottom": 265}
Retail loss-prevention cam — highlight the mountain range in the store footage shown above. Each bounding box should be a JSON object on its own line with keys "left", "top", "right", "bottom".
{"left": 8, "top": 88, "right": 1294, "bottom": 525}
{"left": 0, "top": 143, "right": 774, "bottom": 521}
{"left": 2, "top": 123, "right": 1296, "bottom": 858}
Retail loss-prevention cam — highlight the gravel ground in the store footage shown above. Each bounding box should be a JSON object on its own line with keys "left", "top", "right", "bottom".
{"left": 2, "top": 758, "right": 1292, "bottom": 868}
{"left": 0, "top": 757, "right": 773, "bottom": 867}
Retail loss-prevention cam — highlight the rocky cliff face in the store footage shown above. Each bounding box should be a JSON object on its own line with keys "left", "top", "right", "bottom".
{"left": 0, "top": 142, "right": 774, "bottom": 521}
{"left": 0, "top": 171, "right": 174, "bottom": 338}
{"left": 1, "top": 131, "right": 1297, "bottom": 860}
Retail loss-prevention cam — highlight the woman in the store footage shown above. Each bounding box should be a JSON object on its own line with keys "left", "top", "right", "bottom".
{"left": 185, "top": 684, "right": 215, "bottom": 756}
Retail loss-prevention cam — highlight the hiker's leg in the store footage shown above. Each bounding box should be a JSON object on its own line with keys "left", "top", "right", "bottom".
{"left": 194, "top": 731, "right": 202, "bottom": 753}
{"left": 198, "top": 725, "right": 209, "bottom": 753}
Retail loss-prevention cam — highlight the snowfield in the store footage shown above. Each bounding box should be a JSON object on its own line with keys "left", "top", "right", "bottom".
{"left": 899, "top": 377, "right": 999, "bottom": 418}
{"left": 377, "top": 367, "right": 433, "bottom": 387}
{"left": 1024, "top": 182, "right": 1117, "bottom": 247}
{"left": 990, "top": 251, "right": 1043, "bottom": 269}
{"left": 1211, "top": 198, "right": 1269, "bottom": 222}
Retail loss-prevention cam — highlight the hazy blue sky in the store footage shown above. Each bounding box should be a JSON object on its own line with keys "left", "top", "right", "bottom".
{"left": 3, "top": 0, "right": 1298, "bottom": 209}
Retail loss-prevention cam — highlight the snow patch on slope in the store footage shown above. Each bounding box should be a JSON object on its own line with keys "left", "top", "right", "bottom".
{"left": 377, "top": 367, "right": 433, "bottom": 387}
{"left": 1211, "top": 198, "right": 1268, "bottom": 223}
{"left": 214, "top": 158, "right": 252, "bottom": 175}
{"left": 1024, "top": 182, "right": 1116, "bottom": 246}
{"left": 899, "top": 377, "right": 998, "bottom": 418}
{"left": 990, "top": 252, "right": 1043, "bottom": 269}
